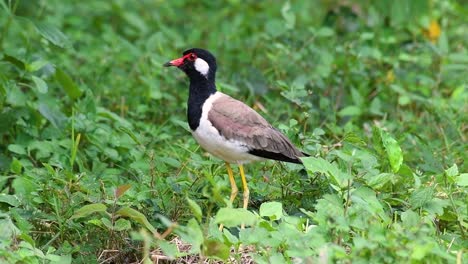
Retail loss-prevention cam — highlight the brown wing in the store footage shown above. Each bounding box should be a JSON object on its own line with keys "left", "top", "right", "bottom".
{"left": 208, "top": 93, "right": 307, "bottom": 163}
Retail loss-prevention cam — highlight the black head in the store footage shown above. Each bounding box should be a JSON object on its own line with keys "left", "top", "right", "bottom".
{"left": 164, "top": 48, "right": 217, "bottom": 81}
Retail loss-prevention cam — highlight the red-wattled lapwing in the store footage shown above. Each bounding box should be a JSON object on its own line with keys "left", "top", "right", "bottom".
{"left": 164, "top": 48, "right": 308, "bottom": 216}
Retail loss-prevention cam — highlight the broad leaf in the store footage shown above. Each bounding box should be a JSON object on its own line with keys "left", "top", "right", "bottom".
{"left": 352, "top": 187, "right": 390, "bottom": 224}
{"left": 181, "top": 219, "right": 204, "bottom": 254}
{"left": 2, "top": 54, "right": 25, "bottom": 70}
{"left": 114, "top": 219, "right": 132, "bottom": 231}
{"left": 27, "top": 60, "right": 50, "bottom": 72}
{"left": 71, "top": 203, "right": 107, "bottom": 220}
{"left": 186, "top": 197, "right": 202, "bottom": 222}
{"left": 445, "top": 164, "right": 459, "bottom": 177}
{"left": 31, "top": 76, "right": 48, "bottom": 93}
{"left": 214, "top": 208, "right": 257, "bottom": 228}
{"left": 34, "top": 22, "right": 71, "bottom": 48}
{"left": 0, "top": 194, "right": 20, "bottom": 207}
{"left": 409, "top": 187, "right": 434, "bottom": 209}
{"left": 8, "top": 144, "right": 26, "bottom": 155}
{"left": 301, "top": 157, "right": 350, "bottom": 189}
{"left": 38, "top": 103, "right": 67, "bottom": 128}
{"left": 158, "top": 240, "right": 179, "bottom": 259}
{"left": 116, "top": 206, "right": 156, "bottom": 233}
{"left": 203, "top": 239, "right": 230, "bottom": 260}
{"left": 259, "top": 201, "right": 283, "bottom": 220}
{"left": 54, "top": 68, "right": 82, "bottom": 99}
{"left": 379, "top": 128, "right": 403, "bottom": 173}
{"left": 457, "top": 173, "right": 468, "bottom": 186}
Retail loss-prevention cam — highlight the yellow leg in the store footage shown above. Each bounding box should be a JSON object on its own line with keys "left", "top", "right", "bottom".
{"left": 225, "top": 162, "right": 238, "bottom": 204}
{"left": 239, "top": 164, "right": 249, "bottom": 210}
{"left": 219, "top": 162, "right": 238, "bottom": 231}
{"left": 239, "top": 164, "right": 249, "bottom": 229}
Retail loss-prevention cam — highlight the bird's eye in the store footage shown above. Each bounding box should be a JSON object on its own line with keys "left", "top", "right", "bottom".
{"left": 188, "top": 53, "right": 197, "bottom": 61}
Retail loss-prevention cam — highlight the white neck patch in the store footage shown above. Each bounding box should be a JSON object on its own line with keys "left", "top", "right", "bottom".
{"left": 194, "top": 58, "right": 210, "bottom": 77}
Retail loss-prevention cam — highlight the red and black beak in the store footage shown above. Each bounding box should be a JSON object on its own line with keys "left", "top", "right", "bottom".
{"left": 163, "top": 56, "right": 185, "bottom": 67}
{"left": 164, "top": 52, "right": 195, "bottom": 67}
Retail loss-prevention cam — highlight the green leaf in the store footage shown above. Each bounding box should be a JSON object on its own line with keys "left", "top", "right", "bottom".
{"left": 401, "top": 210, "right": 419, "bottom": 228}
{"left": 48, "top": 254, "right": 72, "bottom": 264}
{"left": 352, "top": 187, "right": 390, "bottom": 223}
{"left": 343, "top": 132, "right": 366, "bottom": 145}
{"left": 177, "top": 218, "right": 204, "bottom": 254}
{"left": 118, "top": 126, "right": 142, "bottom": 145}
{"left": 38, "top": 103, "right": 67, "bottom": 128}
{"left": 366, "top": 173, "right": 394, "bottom": 189}
{"left": 158, "top": 240, "right": 179, "bottom": 258}
{"left": 313, "top": 194, "right": 345, "bottom": 226}
{"left": 409, "top": 187, "right": 434, "bottom": 209}
{"left": 160, "top": 157, "right": 181, "bottom": 168}
{"left": 445, "top": 164, "right": 459, "bottom": 177}
{"left": 34, "top": 22, "right": 71, "bottom": 48}
{"left": 44, "top": 253, "right": 63, "bottom": 262}
{"left": 424, "top": 198, "right": 449, "bottom": 216}
{"left": 457, "top": 173, "right": 468, "bottom": 187}
{"left": 438, "top": 31, "right": 449, "bottom": 55}
{"left": 0, "top": 109, "right": 16, "bottom": 134}
{"left": 301, "top": 157, "right": 350, "bottom": 189}
{"left": 0, "top": 1, "right": 9, "bottom": 13}
{"left": 101, "top": 217, "right": 113, "bottom": 229}
{"left": 316, "top": 27, "right": 334, "bottom": 37}
{"left": 31, "top": 76, "right": 48, "bottom": 93}
{"left": 269, "top": 253, "right": 287, "bottom": 263}
{"left": 221, "top": 227, "right": 239, "bottom": 245}
{"left": 8, "top": 144, "right": 26, "bottom": 155}
{"left": 97, "top": 107, "right": 132, "bottom": 128}
{"left": 2, "top": 54, "right": 25, "bottom": 70}
{"left": 411, "top": 243, "right": 435, "bottom": 260}
{"left": 70, "top": 203, "right": 107, "bottom": 220}
{"left": 203, "top": 239, "right": 230, "bottom": 260}
{"left": 88, "top": 219, "right": 103, "bottom": 228}
{"left": 116, "top": 206, "right": 156, "bottom": 233}
{"left": 122, "top": 12, "right": 148, "bottom": 33}
{"left": 27, "top": 60, "right": 50, "bottom": 72}
{"left": 0, "top": 214, "right": 21, "bottom": 239}
{"left": 259, "top": 201, "right": 283, "bottom": 220}
{"left": 372, "top": 126, "right": 385, "bottom": 155}
{"left": 398, "top": 95, "right": 411, "bottom": 105}
{"left": 54, "top": 68, "right": 82, "bottom": 99}
{"left": 186, "top": 197, "right": 202, "bottom": 222}
{"left": 156, "top": 214, "right": 174, "bottom": 228}
{"left": 338, "top": 105, "right": 362, "bottom": 117}
{"left": 114, "top": 218, "right": 132, "bottom": 231}
{"left": 5, "top": 83, "right": 27, "bottom": 106}
{"left": 281, "top": 1, "right": 295, "bottom": 29}
{"left": 10, "top": 158, "right": 22, "bottom": 174}
{"left": 0, "top": 194, "right": 20, "bottom": 207}
{"left": 12, "top": 177, "right": 36, "bottom": 198}
{"left": 214, "top": 208, "right": 257, "bottom": 228}
{"left": 265, "top": 19, "right": 287, "bottom": 37}
{"left": 379, "top": 128, "right": 403, "bottom": 173}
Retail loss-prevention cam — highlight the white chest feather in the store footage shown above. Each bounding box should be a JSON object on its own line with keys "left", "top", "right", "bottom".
{"left": 192, "top": 92, "right": 264, "bottom": 164}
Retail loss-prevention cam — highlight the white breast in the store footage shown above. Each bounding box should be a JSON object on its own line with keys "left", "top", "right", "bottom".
{"left": 192, "top": 92, "right": 264, "bottom": 164}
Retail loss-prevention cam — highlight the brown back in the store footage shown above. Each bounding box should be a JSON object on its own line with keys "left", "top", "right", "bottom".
{"left": 208, "top": 93, "right": 306, "bottom": 163}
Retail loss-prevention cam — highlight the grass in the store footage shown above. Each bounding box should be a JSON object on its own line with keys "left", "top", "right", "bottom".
{"left": 0, "top": 0, "right": 467, "bottom": 263}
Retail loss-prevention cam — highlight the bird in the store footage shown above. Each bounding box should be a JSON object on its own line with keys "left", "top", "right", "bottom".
{"left": 163, "top": 48, "right": 308, "bottom": 219}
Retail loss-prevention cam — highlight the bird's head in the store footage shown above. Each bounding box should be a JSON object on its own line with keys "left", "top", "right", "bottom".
{"left": 164, "top": 48, "right": 217, "bottom": 81}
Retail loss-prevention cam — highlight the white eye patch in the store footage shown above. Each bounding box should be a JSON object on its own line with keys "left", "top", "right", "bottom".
{"left": 194, "top": 58, "right": 210, "bottom": 77}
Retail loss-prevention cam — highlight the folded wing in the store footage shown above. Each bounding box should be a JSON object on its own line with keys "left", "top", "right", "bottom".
{"left": 208, "top": 94, "right": 307, "bottom": 164}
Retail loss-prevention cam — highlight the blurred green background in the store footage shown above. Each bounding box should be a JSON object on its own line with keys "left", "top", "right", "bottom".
{"left": 0, "top": 0, "right": 466, "bottom": 263}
